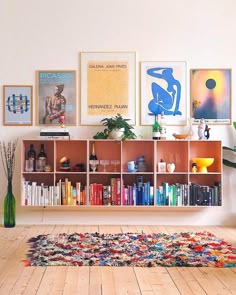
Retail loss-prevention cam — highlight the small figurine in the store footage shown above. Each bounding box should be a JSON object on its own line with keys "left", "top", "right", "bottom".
{"left": 192, "top": 162, "right": 197, "bottom": 173}
{"left": 198, "top": 118, "right": 206, "bottom": 140}
{"left": 204, "top": 125, "right": 211, "bottom": 139}
{"left": 59, "top": 113, "right": 65, "bottom": 128}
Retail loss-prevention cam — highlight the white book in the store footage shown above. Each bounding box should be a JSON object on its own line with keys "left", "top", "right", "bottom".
{"left": 31, "top": 182, "right": 37, "bottom": 206}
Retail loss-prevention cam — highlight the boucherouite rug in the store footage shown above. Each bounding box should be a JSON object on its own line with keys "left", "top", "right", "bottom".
{"left": 25, "top": 231, "right": 236, "bottom": 267}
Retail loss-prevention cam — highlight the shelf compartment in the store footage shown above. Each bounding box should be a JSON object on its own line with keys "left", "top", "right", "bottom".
{"left": 122, "top": 140, "right": 154, "bottom": 172}
{"left": 156, "top": 140, "right": 188, "bottom": 173}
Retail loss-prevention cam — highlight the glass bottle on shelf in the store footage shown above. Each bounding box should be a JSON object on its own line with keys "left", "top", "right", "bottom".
{"left": 37, "top": 144, "right": 47, "bottom": 172}
{"left": 27, "top": 144, "right": 36, "bottom": 171}
{"left": 152, "top": 115, "right": 160, "bottom": 140}
{"left": 160, "top": 111, "right": 167, "bottom": 140}
{"left": 89, "top": 142, "right": 98, "bottom": 171}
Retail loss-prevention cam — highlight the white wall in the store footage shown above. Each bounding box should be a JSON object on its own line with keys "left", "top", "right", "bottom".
{"left": 0, "top": 0, "right": 235, "bottom": 225}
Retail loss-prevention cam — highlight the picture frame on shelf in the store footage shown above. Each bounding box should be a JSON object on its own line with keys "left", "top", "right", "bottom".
{"left": 36, "top": 70, "right": 77, "bottom": 126}
{"left": 80, "top": 51, "right": 136, "bottom": 125}
{"left": 140, "top": 61, "right": 187, "bottom": 126}
{"left": 3, "top": 85, "right": 33, "bottom": 126}
{"left": 190, "top": 68, "right": 231, "bottom": 124}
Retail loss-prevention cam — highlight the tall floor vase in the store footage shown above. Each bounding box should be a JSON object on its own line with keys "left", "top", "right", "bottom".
{"left": 4, "top": 180, "right": 16, "bottom": 228}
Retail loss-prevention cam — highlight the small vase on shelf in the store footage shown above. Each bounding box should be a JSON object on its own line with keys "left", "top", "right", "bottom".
{"left": 4, "top": 180, "right": 16, "bottom": 228}
{"left": 188, "top": 118, "right": 194, "bottom": 139}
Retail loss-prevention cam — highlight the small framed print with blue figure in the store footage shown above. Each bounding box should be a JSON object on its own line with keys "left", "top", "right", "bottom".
{"left": 141, "top": 61, "right": 187, "bottom": 126}
{"left": 3, "top": 85, "right": 33, "bottom": 126}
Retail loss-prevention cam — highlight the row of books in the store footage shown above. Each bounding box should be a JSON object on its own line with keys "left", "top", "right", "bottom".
{"left": 22, "top": 178, "right": 221, "bottom": 207}
{"left": 89, "top": 177, "right": 154, "bottom": 206}
{"left": 156, "top": 182, "right": 222, "bottom": 206}
{"left": 22, "top": 178, "right": 86, "bottom": 206}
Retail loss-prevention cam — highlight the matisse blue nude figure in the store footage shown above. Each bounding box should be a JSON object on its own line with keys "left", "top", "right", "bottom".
{"left": 147, "top": 67, "right": 182, "bottom": 116}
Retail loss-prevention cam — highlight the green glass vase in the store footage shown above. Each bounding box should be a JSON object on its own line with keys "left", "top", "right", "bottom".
{"left": 4, "top": 181, "right": 16, "bottom": 228}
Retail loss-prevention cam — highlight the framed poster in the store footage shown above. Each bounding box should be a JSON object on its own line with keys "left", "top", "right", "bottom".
{"left": 190, "top": 69, "right": 231, "bottom": 124}
{"left": 141, "top": 61, "right": 187, "bottom": 126}
{"left": 3, "top": 85, "right": 33, "bottom": 126}
{"left": 80, "top": 52, "right": 136, "bottom": 125}
{"left": 36, "top": 70, "right": 76, "bottom": 125}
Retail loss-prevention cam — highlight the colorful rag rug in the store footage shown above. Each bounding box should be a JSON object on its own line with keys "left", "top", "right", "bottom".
{"left": 25, "top": 231, "right": 236, "bottom": 267}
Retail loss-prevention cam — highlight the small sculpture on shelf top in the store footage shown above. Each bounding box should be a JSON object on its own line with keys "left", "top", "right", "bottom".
{"left": 204, "top": 125, "right": 211, "bottom": 139}
{"left": 198, "top": 118, "right": 206, "bottom": 140}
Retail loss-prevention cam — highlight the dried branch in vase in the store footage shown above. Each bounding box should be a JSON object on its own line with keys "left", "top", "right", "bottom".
{"left": 0, "top": 139, "right": 18, "bottom": 183}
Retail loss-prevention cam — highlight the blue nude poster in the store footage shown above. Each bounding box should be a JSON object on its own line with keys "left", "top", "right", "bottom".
{"left": 141, "top": 62, "right": 186, "bottom": 126}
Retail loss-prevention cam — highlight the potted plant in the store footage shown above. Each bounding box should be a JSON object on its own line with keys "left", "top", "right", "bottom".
{"left": 93, "top": 113, "right": 136, "bottom": 141}
{"left": 223, "top": 121, "right": 236, "bottom": 169}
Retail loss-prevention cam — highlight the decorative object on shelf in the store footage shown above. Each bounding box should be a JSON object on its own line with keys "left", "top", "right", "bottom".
{"left": 167, "top": 163, "right": 175, "bottom": 173}
{"left": 44, "top": 165, "right": 52, "bottom": 172}
{"left": 136, "top": 156, "right": 147, "bottom": 172}
{"left": 25, "top": 159, "right": 34, "bottom": 172}
{"left": 59, "top": 113, "right": 65, "bottom": 128}
{"left": 127, "top": 161, "right": 137, "bottom": 172}
{"left": 159, "top": 112, "right": 167, "bottom": 140}
{"left": 27, "top": 143, "right": 36, "bottom": 171}
{"left": 172, "top": 133, "right": 189, "bottom": 140}
{"left": 89, "top": 142, "right": 98, "bottom": 171}
{"left": 187, "top": 117, "right": 194, "bottom": 139}
{"left": 192, "top": 162, "right": 197, "bottom": 173}
{"left": 0, "top": 139, "right": 18, "bottom": 228}
{"left": 158, "top": 159, "right": 166, "bottom": 172}
{"left": 89, "top": 160, "right": 99, "bottom": 172}
{"left": 59, "top": 156, "right": 70, "bottom": 171}
{"left": 152, "top": 114, "right": 161, "bottom": 140}
{"left": 93, "top": 113, "right": 136, "bottom": 141}
{"left": 198, "top": 118, "right": 206, "bottom": 140}
{"left": 99, "top": 160, "right": 110, "bottom": 172}
{"left": 223, "top": 121, "right": 236, "bottom": 168}
{"left": 72, "top": 163, "right": 85, "bottom": 172}
{"left": 25, "top": 231, "right": 236, "bottom": 267}
{"left": 204, "top": 124, "right": 211, "bottom": 139}
{"left": 111, "top": 160, "right": 120, "bottom": 172}
{"left": 192, "top": 157, "right": 214, "bottom": 173}
{"left": 37, "top": 143, "right": 47, "bottom": 171}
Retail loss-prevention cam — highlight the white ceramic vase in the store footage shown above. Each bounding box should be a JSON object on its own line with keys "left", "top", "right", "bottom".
{"left": 167, "top": 163, "right": 175, "bottom": 173}
{"left": 108, "top": 128, "right": 125, "bottom": 140}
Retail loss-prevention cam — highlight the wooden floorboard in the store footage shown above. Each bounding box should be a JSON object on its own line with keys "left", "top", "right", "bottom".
{"left": 0, "top": 225, "right": 235, "bottom": 295}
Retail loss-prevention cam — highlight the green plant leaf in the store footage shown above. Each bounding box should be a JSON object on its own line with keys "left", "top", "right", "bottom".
{"left": 223, "top": 159, "right": 236, "bottom": 168}
{"left": 223, "top": 146, "right": 236, "bottom": 152}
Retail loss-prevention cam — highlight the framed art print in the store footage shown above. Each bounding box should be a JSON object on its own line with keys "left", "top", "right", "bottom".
{"left": 3, "top": 85, "right": 33, "bottom": 126}
{"left": 190, "top": 69, "right": 231, "bottom": 124}
{"left": 36, "top": 70, "right": 77, "bottom": 126}
{"left": 141, "top": 61, "right": 187, "bottom": 126}
{"left": 80, "top": 52, "right": 136, "bottom": 125}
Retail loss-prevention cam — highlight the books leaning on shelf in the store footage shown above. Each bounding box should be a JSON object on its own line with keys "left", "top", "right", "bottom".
{"left": 156, "top": 182, "right": 221, "bottom": 206}
{"left": 22, "top": 178, "right": 86, "bottom": 206}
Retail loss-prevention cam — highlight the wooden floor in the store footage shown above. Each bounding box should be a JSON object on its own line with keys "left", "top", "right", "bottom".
{"left": 0, "top": 225, "right": 236, "bottom": 295}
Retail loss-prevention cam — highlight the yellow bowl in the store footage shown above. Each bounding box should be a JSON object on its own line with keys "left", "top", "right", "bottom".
{"left": 192, "top": 158, "right": 214, "bottom": 173}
